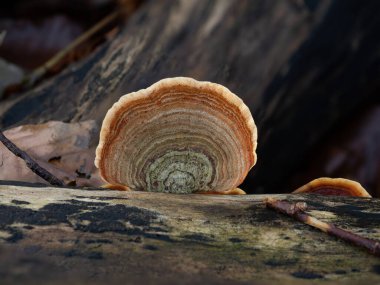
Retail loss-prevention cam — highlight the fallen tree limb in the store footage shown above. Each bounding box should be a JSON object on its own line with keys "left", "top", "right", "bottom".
{"left": 0, "top": 185, "right": 380, "bottom": 284}
{"left": 5, "top": 0, "right": 380, "bottom": 194}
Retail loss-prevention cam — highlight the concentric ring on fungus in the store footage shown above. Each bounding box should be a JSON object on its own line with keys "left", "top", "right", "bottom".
{"left": 95, "top": 77, "right": 257, "bottom": 194}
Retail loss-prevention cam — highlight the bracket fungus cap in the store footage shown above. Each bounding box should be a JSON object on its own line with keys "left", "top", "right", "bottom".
{"left": 95, "top": 77, "right": 257, "bottom": 194}
{"left": 292, "top": 177, "right": 371, "bottom": 197}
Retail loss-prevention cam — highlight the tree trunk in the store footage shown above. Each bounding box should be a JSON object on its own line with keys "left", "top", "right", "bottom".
{"left": 1, "top": 0, "right": 380, "bottom": 194}
{"left": 0, "top": 184, "right": 379, "bottom": 284}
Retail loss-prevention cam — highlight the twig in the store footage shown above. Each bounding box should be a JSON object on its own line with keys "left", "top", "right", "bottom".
{"left": 0, "top": 130, "right": 65, "bottom": 186}
{"left": 0, "top": 30, "right": 6, "bottom": 46}
{"left": 265, "top": 197, "right": 380, "bottom": 257}
{"left": 23, "top": 10, "right": 122, "bottom": 88}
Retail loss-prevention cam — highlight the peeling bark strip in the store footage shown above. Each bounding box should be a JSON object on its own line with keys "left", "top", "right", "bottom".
{"left": 265, "top": 198, "right": 380, "bottom": 257}
{"left": 0, "top": 130, "right": 64, "bottom": 186}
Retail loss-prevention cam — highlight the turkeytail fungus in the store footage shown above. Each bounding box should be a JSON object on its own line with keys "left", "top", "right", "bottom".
{"left": 95, "top": 77, "right": 257, "bottom": 194}
{"left": 292, "top": 177, "right": 371, "bottom": 197}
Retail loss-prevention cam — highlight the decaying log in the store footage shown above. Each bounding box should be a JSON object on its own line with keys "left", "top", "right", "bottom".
{"left": 0, "top": 184, "right": 380, "bottom": 284}
{"left": 2, "top": 0, "right": 380, "bottom": 194}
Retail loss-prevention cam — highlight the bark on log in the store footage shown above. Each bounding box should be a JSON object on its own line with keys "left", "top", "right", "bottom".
{"left": 0, "top": 184, "right": 380, "bottom": 284}
{"left": 1, "top": 0, "right": 380, "bottom": 194}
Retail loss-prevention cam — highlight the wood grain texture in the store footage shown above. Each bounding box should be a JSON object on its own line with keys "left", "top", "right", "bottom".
{"left": 1, "top": 0, "right": 380, "bottom": 194}
{"left": 0, "top": 184, "right": 380, "bottom": 284}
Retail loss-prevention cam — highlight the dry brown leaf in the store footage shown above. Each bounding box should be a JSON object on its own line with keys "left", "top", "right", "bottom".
{"left": 0, "top": 120, "right": 103, "bottom": 187}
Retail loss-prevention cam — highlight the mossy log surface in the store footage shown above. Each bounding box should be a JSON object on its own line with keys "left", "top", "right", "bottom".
{"left": 0, "top": 184, "right": 380, "bottom": 284}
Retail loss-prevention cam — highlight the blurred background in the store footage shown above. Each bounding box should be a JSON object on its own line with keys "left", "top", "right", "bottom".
{"left": 0, "top": 0, "right": 379, "bottom": 197}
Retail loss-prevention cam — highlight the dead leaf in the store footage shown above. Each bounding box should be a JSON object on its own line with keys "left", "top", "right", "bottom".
{"left": 0, "top": 120, "right": 103, "bottom": 187}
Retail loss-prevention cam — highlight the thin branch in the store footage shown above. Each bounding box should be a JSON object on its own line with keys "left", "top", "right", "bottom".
{"left": 265, "top": 198, "right": 380, "bottom": 257}
{"left": 24, "top": 10, "right": 122, "bottom": 88}
{"left": 0, "top": 30, "right": 6, "bottom": 46}
{"left": 0, "top": 130, "right": 65, "bottom": 187}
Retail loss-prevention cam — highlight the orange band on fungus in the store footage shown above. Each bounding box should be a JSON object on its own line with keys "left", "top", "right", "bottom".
{"left": 292, "top": 177, "right": 371, "bottom": 197}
